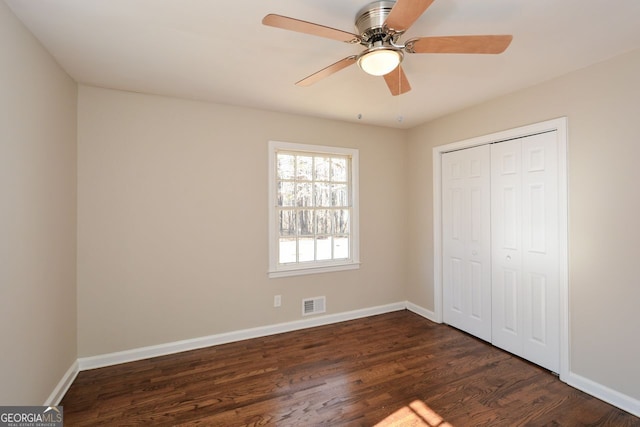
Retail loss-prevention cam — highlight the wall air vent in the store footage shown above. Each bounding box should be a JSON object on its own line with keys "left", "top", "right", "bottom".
{"left": 302, "top": 296, "right": 326, "bottom": 316}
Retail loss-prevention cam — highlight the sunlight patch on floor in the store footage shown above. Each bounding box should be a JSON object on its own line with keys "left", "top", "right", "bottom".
{"left": 375, "top": 400, "right": 454, "bottom": 427}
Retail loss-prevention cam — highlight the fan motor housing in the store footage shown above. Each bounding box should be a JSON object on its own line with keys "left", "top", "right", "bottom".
{"left": 355, "top": 0, "right": 396, "bottom": 43}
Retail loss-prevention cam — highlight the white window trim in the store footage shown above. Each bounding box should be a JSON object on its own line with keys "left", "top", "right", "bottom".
{"left": 268, "top": 140, "right": 360, "bottom": 278}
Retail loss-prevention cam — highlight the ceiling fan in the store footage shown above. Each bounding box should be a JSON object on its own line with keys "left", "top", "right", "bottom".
{"left": 262, "top": 0, "right": 513, "bottom": 96}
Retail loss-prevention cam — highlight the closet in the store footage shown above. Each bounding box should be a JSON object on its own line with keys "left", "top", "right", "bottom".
{"left": 441, "top": 131, "right": 560, "bottom": 373}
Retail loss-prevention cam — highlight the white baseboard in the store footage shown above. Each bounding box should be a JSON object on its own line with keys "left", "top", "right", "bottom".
{"left": 78, "top": 301, "right": 407, "bottom": 371}
{"left": 66, "top": 301, "right": 640, "bottom": 420}
{"left": 405, "top": 302, "right": 439, "bottom": 323}
{"left": 45, "top": 360, "right": 79, "bottom": 406}
{"left": 566, "top": 371, "right": 640, "bottom": 418}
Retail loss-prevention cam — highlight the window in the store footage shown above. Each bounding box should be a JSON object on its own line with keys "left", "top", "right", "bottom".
{"left": 268, "top": 141, "right": 359, "bottom": 278}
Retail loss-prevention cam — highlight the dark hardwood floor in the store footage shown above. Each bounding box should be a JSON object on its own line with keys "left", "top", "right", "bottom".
{"left": 61, "top": 310, "right": 639, "bottom": 426}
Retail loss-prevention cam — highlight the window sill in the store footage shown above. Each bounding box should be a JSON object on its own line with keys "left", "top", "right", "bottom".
{"left": 268, "top": 262, "right": 360, "bottom": 278}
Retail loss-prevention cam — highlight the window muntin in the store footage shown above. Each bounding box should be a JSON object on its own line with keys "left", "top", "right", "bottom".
{"left": 268, "top": 141, "right": 359, "bottom": 277}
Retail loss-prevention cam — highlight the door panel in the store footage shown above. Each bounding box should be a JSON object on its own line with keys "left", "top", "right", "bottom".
{"left": 530, "top": 273, "right": 547, "bottom": 343}
{"left": 491, "top": 140, "right": 523, "bottom": 356}
{"left": 470, "top": 261, "right": 483, "bottom": 319}
{"left": 491, "top": 132, "right": 559, "bottom": 372}
{"left": 451, "top": 258, "right": 463, "bottom": 312}
{"left": 521, "top": 133, "right": 559, "bottom": 372}
{"left": 503, "top": 269, "right": 519, "bottom": 334}
{"left": 442, "top": 145, "right": 491, "bottom": 342}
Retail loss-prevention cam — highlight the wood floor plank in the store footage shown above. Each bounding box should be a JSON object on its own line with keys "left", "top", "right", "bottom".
{"left": 61, "top": 311, "right": 640, "bottom": 426}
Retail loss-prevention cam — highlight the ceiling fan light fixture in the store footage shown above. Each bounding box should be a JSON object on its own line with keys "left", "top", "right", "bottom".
{"left": 357, "top": 47, "right": 402, "bottom": 76}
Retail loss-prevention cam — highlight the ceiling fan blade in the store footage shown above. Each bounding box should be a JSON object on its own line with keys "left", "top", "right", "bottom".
{"left": 262, "top": 14, "right": 360, "bottom": 43}
{"left": 406, "top": 35, "right": 513, "bottom": 54}
{"left": 384, "top": 0, "right": 435, "bottom": 32}
{"left": 296, "top": 56, "right": 357, "bottom": 87}
{"left": 383, "top": 65, "right": 411, "bottom": 96}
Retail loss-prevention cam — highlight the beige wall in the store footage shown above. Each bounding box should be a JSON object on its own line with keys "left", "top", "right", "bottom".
{"left": 0, "top": 2, "right": 77, "bottom": 404}
{"left": 77, "top": 86, "right": 408, "bottom": 356}
{"left": 407, "top": 48, "right": 640, "bottom": 400}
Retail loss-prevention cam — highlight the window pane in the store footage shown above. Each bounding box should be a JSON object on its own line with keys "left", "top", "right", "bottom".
{"left": 298, "top": 238, "right": 315, "bottom": 262}
{"left": 316, "top": 210, "right": 333, "bottom": 234}
{"left": 315, "top": 157, "right": 330, "bottom": 181}
{"left": 331, "top": 158, "right": 348, "bottom": 182}
{"left": 332, "top": 184, "right": 349, "bottom": 207}
{"left": 279, "top": 210, "right": 296, "bottom": 236}
{"left": 316, "top": 236, "right": 332, "bottom": 261}
{"left": 334, "top": 236, "right": 349, "bottom": 259}
{"left": 314, "top": 183, "right": 331, "bottom": 207}
{"left": 277, "top": 182, "right": 295, "bottom": 207}
{"left": 334, "top": 209, "right": 350, "bottom": 234}
{"left": 277, "top": 154, "right": 295, "bottom": 179}
{"left": 296, "top": 183, "right": 312, "bottom": 207}
{"left": 279, "top": 238, "right": 297, "bottom": 264}
{"left": 298, "top": 210, "right": 314, "bottom": 236}
{"left": 271, "top": 142, "right": 358, "bottom": 274}
{"left": 297, "top": 155, "right": 313, "bottom": 180}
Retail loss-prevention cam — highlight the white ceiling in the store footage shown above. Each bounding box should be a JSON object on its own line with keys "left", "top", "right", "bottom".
{"left": 6, "top": 0, "right": 640, "bottom": 128}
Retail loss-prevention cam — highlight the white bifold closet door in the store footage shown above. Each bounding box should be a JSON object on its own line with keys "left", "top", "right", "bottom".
{"left": 442, "top": 131, "right": 560, "bottom": 373}
{"left": 491, "top": 132, "right": 559, "bottom": 373}
{"left": 442, "top": 145, "right": 492, "bottom": 342}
